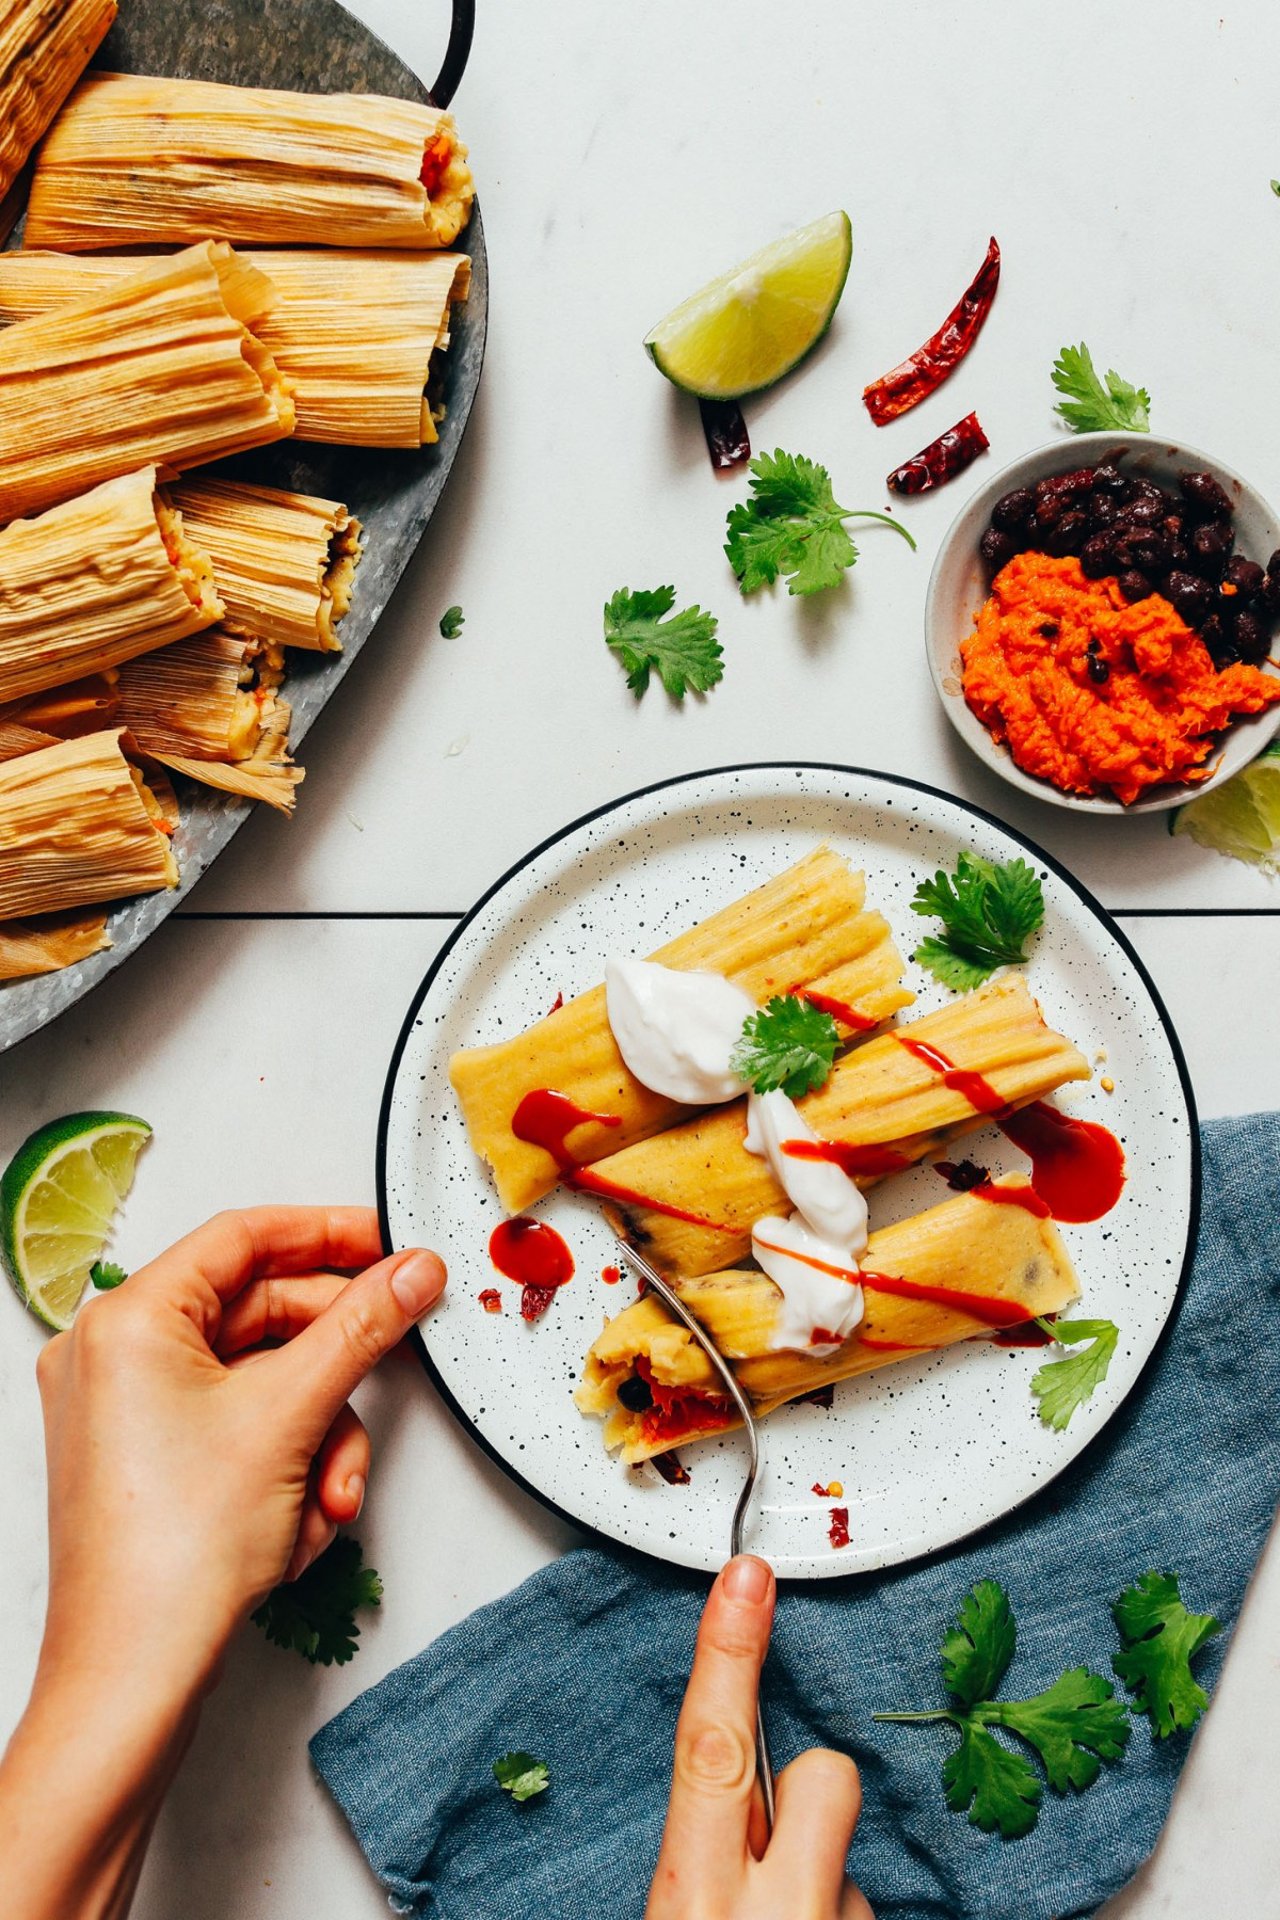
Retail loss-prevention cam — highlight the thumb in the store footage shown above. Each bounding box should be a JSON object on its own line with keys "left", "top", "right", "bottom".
{"left": 271, "top": 1247, "right": 446, "bottom": 1443}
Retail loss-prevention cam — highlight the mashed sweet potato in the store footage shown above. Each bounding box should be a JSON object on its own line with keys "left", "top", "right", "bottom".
{"left": 961, "top": 552, "right": 1280, "bottom": 805}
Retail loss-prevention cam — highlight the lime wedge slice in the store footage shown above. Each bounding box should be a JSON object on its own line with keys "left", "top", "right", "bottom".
{"left": 644, "top": 211, "right": 853, "bottom": 400}
{"left": 1171, "top": 741, "right": 1280, "bottom": 873}
{"left": 1, "top": 1112, "right": 151, "bottom": 1330}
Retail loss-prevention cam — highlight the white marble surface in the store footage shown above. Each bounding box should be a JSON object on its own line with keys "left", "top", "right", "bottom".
{"left": 1, "top": 0, "right": 1279, "bottom": 1913}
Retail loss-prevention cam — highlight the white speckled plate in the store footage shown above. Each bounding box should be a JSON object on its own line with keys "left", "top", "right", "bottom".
{"left": 378, "top": 765, "right": 1198, "bottom": 1579}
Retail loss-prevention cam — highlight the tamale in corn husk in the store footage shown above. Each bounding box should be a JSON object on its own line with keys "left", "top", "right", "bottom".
{"left": 0, "top": 246, "right": 468, "bottom": 450}
{"left": 26, "top": 71, "right": 473, "bottom": 250}
{"left": 0, "top": 242, "right": 294, "bottom": 524}
{"left": 169, "top": 477, "right": 361, "bottom": 652}
{"left": 0, "top": 0, "right": 116, "bottom": 207}
{"left": 577, "top": 1177, "right": 1081, "bottom": 1460}
{"left": 0, "top": 673, "right": 119, "bottom": 740}
{"left": 449, "top": 848, "right": 915, "bottom": 1214}
{"left": 0, "top": 906, "right": 110, "bottom": 980}
{"left": 590, "top": 974, "right": 1090, "bottom": 1277}
{"left": 115, "top": 631, "right": 301, "bottom": 814}
{"left": 0, "top": 728, "right": 177, "bottom": 917}
{"left": 0, "top": 468, "right": 221, "bottom": 704}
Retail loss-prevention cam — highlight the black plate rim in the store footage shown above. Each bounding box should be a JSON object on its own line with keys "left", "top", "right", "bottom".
{"left": 375, "top": 760, "right": 1202, "bottom": 1585}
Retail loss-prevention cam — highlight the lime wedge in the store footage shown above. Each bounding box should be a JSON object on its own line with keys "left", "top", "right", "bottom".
{"left": 1171, "top": 741, "right": 1280, "bottom": 874}
{"left": 644, "top": 211, "right": 853, "bottom": 400}
{"left": 1, "top": 1112, "right": 151, "bottom": 1330}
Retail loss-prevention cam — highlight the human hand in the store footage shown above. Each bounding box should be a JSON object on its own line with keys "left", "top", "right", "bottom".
{"left": 646, "top": 1555, "right": 873, "bottom": 1920}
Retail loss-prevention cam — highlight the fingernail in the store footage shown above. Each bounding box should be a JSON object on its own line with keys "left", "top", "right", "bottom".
{"left": 724, "top": 1555, "right": 772, "bottom": 1604}
{"left": 344, "top": 1472, "right": 366, "bottom": 1519}
{"left": 390, "top": 1250, "right": 443, "bottom": 1318}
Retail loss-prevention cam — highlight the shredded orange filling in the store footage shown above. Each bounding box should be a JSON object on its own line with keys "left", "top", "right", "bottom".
{"left": 961, "top": 552, "right": 1280, "bottom": 805}
{"left": 420, "top": 133, "right": 453, "bottom": 197}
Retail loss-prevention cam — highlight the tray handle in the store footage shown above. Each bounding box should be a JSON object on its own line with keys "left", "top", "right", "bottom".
{"left": 430, "top": 0, "right": 475, "bottom": 108}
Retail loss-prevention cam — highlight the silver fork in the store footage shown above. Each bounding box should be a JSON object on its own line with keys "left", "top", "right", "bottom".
{"left": 616, "top": 1239, "right": 776, "bottom": 1832}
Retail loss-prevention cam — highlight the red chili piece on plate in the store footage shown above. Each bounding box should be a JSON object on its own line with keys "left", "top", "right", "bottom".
{"left": 887, "top": 411, "right": 990, "bottom": 496}
{"left": 651, "top": 1450, "right": 691, "bottom": 1485}
{"left": 828, "top": 1507, "right": 851, "bottom": 1550}
{"left": 863, "top": 237, "right": 1001, "bottom": 425}
{"left": 520, "top": 1283, "right": 558, "bottom": 1322}
{"left": 478, "top": 1287, "right": 503, "bottom": 1314}
{"left": 699, "top": 397, "right": 751, "bottom": 472}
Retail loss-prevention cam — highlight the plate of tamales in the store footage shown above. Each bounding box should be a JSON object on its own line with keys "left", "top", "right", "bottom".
{"left": 0, "top": 0, "right": 486, "bottom": 1050}
{"left": 379, "top": 764, "right": 1198, "bottom": 1579}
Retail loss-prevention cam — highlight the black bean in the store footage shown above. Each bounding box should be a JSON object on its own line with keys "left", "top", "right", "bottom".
{"left": 1179, "top": 470, "right": 1233, "bottom": 520}
{"left": 1190, "top": 520, "right": 1233, "bottom": 578}
{"left": 1089, "top": 494, "right": 1119, "bottom": 528}
{"left": 1234, "top": 609, "right": 1269, "bottom": 661}
{"left": 991, "top": 487, "right": 1033, "bottom": 531}
{"left": 1267, "top": 550, "right": 1280, "bottom": 579}
{"left": 1222, "top": 555, "right": 1265, "bottom": 600}
{"left": 1118, "top": 569, "right": 1152, "bottom": 602}
{"left": 1034, "top": 498, "right": 1067, "bottom": 531}
{"left": 1080, "top": 533, "right": 1115, "bottom": 578}
{"left": 1165, "top": 570, "right": 1213, "bottom": 627}
{"left": 1043, "top": 510, "right": 1090, "bottom": 556}
{"left": 980, "top": 526, "right": 1016, "bottom": 569}
{"left": 1124, "top": 496, "right": 1164, "bottom": 528}
{"left": 1090, "top": 463, "right": 1126, "bottom": 493}
{"left": 1038, "top": 620, "right": 1060, "bottom": 638}
{"left": 1199, "top": 611, "right": 1231, "bottom": 660}
{"left": 616, "top": 1373, "right": 654, "bottom": 1412}
{"left": 1260, "top": 572, "right": 1280, "bottom": 615}
{"left": 1087, "top": 654, "right": 1111, "bottom": 684}
{"left": 1130, "top": 531, "right": 1174, "bottom": 572}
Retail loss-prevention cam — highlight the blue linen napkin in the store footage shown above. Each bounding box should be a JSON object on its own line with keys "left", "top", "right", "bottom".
{"left": 312, "top": 1112, "right": 1280, "bottom": 1920}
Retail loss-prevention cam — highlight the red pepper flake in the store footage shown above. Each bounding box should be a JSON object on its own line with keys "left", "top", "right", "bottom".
{"left": 699, "top": 397, "right": 751, "bottom": 472}
{"left": 651, "top": 1450, "right": 691, "bottom": 1485}
{"left": 548, "top": 990, "right": 564, "bottom": 1014}
{"left": 863, "top": 237, "right": 1001, "bottom": 425}
{"left": 828, "top": 1507, "right": 851, "bottom": 1550}
{"left": 478, "top": 1287, "right": 503, "bottom": 1314}
{"left": 520, "top": 1283, "right": 558, "bottom": 1322}
{"left": 601, "top": 1264, "right": 621, "bottom": 1285}
{"left": 887, "top": 411, "right": 990, "bottom": 496}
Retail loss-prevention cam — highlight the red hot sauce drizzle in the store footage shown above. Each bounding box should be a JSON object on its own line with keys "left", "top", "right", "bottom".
{"left": 860, "top": 1268, "right": 1026, "bottom": 1330}
{"left": 783, "top": 1137, "right": 913, "bottom": 1179}
{"left": 511, "top": 1088, "right": 621, "bottom": 1171}
{"left": 895, "top": 1034, "right": 1006, "bottom": 1114}
{"left": 787, "top": 984, "right": 878, "bottom": 1032}
{"left": 488, "top": 1217, "right": 575, "bottom": 1323}
{"left": 569, "top": 1165, "right": 730, "bottom": 1233}
{"left": 998, "top": 1101, "right": 1126, "bottom": 1224}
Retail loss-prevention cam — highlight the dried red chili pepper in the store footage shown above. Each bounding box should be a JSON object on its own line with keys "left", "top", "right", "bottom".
{"left": 828, "top": 1507, "right": 851, "bottom": 1550}
{"left": 863, "top": 237, "right": 1000, "bottom": 426}
{"left": 886, "top": 411, "right": 990, "bottom": 496}
{"left": 651, "top": 1450, "right": 691, "bottom": 1485}
{"left": 699, "top": 397, "right": 751, "bottom": 472}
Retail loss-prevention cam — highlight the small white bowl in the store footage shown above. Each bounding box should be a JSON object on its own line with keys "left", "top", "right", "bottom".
{"left": 924, "top": 430, "right": 1280, "bottom": 814}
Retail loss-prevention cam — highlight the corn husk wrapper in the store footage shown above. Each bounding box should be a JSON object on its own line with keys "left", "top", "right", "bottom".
{"left": 0, "top": 247, "right": 468, "bottom": 449}
{"left": 0, "top": 0, "right": 116, "bottom": 205}
{"left": 0, "top": 467, "right": 221, "bottom": 704}
{"left": 0, "top": 727, "right": 177, "bottom": 917}
{"left": 0, "top": 241, "right": 294, "bottom": 524}
{"left": 0, "top": 673, "right": 119, "bottom": 740}
{"left": 116, "top": 631, "right": 301, "bottom": 814}
{"left": 577, "top": 1178, "right": 1082, "bottom": 1461}
{"left": 449, "top": 848, "right": 915, "bottom": 1214}
{"left": 592, "top": 974, "right": 1090, "bottom": 1277}
{"left": 26, "top": 70, "right": 473, "bottom": 250}
{"left": 0, "top": 906, "right": 110, "bottom": 980}
{"left": 170, "top": 477, "right": 361, "bottom": 652}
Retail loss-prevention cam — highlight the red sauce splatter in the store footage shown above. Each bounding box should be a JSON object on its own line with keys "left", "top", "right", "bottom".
{"left": 635, "top": 1357, "right": 736, "bottom": 1449}
{"left": 419, "top": 132, "right": 453, "bottom": 195}
{"left": 861, "top": 1268, "right": 1025, "bottom": 1329}
{"left": 601, "top": 1264, "right": 621, "bottom": 1285}
{"left": 548, "top": 990, "right": 564, "bottom": 1014}
{"left": 992, "top": 1321, "right": 1054, "bottom": 1347}
{"left": 478, "top": 1287, "right": 502, "bottom": 1314}
{"left": 569, "top": 1165, "right": 729, "bottom": 1232}
{"left": 783, "top": 1137, "right": 913, "bottom": 1178}
{"left": 998, "top": 1101, "right": 1126, "bottom": 1223}
{"left": 752, "top": 1235, "right": 861, "bottom": 1283}
{"left": 512, "top": 1089, "right": 621, "bottom": 1171}
{"left": 896, "top": 1035, "right": 1005, "bottom": 1114}
{"left": 973, "top": 1180, "right": 1051, "bottom": 1218}
{"left": 828, "top": 1507, "right": 851, "bottom": 1550}
{"left": 651, "top": 1451, "right": 691, "bottom": 1485}
{"left": 489, "top": 1217, "right": 574, "bottom": 1322}
{"left": 810, "top": 1327, "right": 843, "bottom": 1346}
{"left": 787, "top": 984, "right": 877, "bottom": 1032}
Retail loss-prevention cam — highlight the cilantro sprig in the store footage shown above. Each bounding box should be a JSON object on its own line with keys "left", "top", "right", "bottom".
{"left": 1112, "top": 1572, "right": 1221, "bottom": 1738}
{"left": 604, "top": 586, "right": 723, "bottom": 700}
{"left": 1051, "top": 342, "right": 1151, "bottom": 435}
{"left": 730, "top": 995, "right": 839, "bottom": 1098}
{"left": 251, "top": 1535, "right": 382, "bottom": 1666}
{"left": 439, "top": 604, "right": 465, "bottom": 638}
{"left": 910, "top": 852, "right": 1044, "bottom": 990}
{"left": 875, "top": 1579, "right": 1130, "bottom": 1840}
{"left": 1030, "top": 1317, "right": 1120, "bottom": 1430}
{"left": 725, "top": 448, "right": 915, "bottom": 597}
{"left": 90, "top": 1259, "right": 127, "bottom": 1290}
{"left": 493, "top": 1751, "right": 550, "bottom": 1803}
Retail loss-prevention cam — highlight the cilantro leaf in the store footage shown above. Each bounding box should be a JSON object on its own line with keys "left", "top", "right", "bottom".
{"left": 1051, "top": 342, "right": 1151, "bottom": 434}
{"left": 1030, "top": 1318, "right": 1120, "bottom": 1431}
{"left": 493, "top": 1751, "right": 550, "bottom": 1803}
{"left": 724, "top": 448, "right": 915, "bottom": 598}
{"left": 941, "top": 1578, "right": 1017, "bottom": 1709}
{"left": 250, "top": 1535, "right": 382, "bottom": 1666}
{"left": 439, "top": 604, "right": 465, "bottom": 638}
{"left": 942, "top": 1716, "right": 1042, "bottom": 1839}
{"left": 1112, "top": 1571, "right": 1221, "bottom": 1738}
{"left": 729, "top": 994, "right": 839, "bottom": 1098}
{"left": 986, "top": 1668, "right": 1130, "bottom": 1792}
{"left": 90, "top": 1259, "right": 127, "bottom": 1290}
{"left": 910, "top": 853, "right": 1044, "bottom": 989}
{"left": 603, "top": 586, "right": 723, "bottom": 700}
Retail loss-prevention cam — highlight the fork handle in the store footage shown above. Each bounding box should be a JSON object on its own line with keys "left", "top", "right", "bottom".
{"left": 756, "top": 1701, "right": 776, "bottom": 1832}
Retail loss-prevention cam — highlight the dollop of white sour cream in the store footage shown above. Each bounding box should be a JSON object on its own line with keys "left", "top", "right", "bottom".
{"left": 604, "top": 958, "right": 754, "bottom": 1106}
{"left": 744, "top": 1088, "right": 869, "bottom": 1355}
